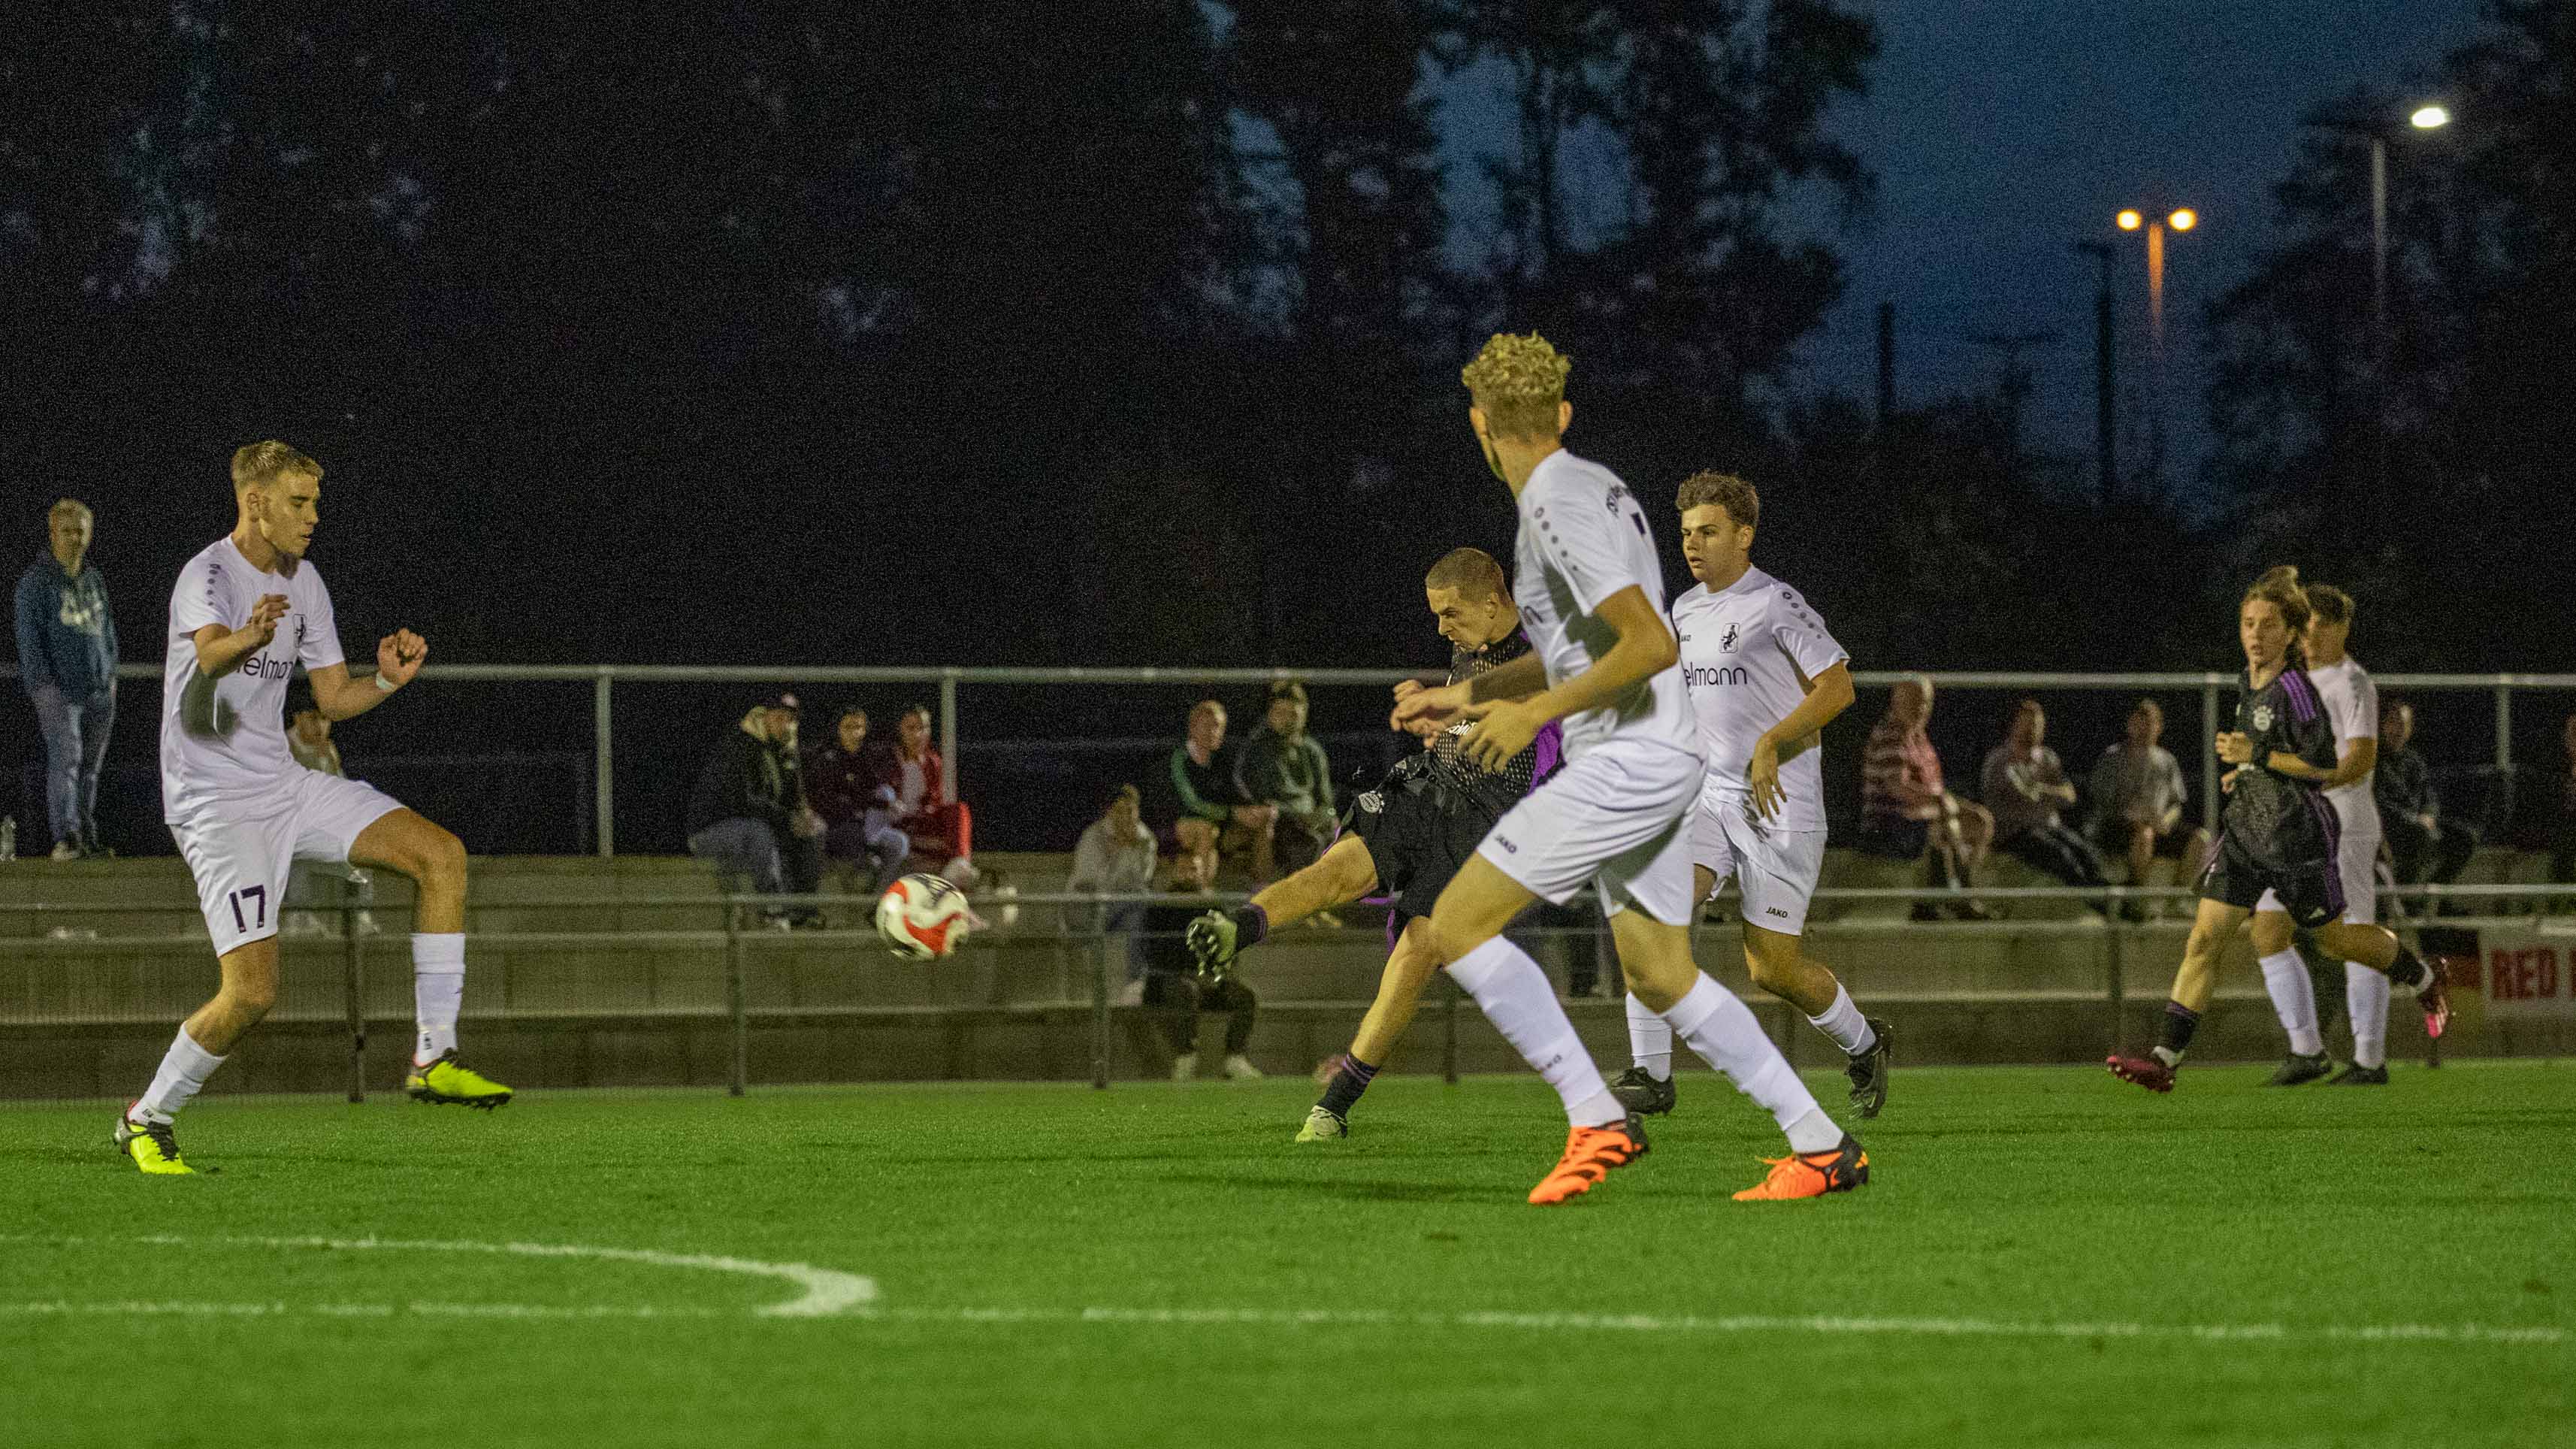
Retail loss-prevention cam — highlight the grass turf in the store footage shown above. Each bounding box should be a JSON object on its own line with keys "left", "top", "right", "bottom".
{"left": 3, "top": 1062, "right": 2571, "bottom": 1449}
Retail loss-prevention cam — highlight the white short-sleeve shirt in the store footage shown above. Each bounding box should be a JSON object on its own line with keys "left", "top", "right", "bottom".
{"left": 2308, "top": 655, "right": 2380, "bottom": 834}
{"left": 1671, "top": 566, "right": 1848, "bottom": 831}
{"left": 1510, "top": 450, "right": 1697, "bottom": 761}
{"left": 160, "top": 537, "right": 347, "bottom": 823}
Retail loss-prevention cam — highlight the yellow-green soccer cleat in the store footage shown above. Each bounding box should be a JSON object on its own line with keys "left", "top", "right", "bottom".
{"left": 113, "top": 1108, "right": 195, "bottom": 1175}
{"left": 407, "top": 1051, "right": 514, "bottom": 1109}
{"left": 1295, "top": 1106, "right": 1348, "bottom": 1142}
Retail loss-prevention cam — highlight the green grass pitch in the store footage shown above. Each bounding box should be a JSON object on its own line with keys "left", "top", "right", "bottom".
{"left": 4, "top": 1062, "right": 2571, "bottom": 1448}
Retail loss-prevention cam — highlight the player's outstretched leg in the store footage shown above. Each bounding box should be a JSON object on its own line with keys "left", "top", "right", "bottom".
{"left": 117, "top": 937, "right": 280, "bottom": 1175}
{"left": 1610, "top": 912, "right": 1864, "bottom": 1201}
{"left": 1189, "top": 835, "right": 1378, "bottom": 978}
{"left": 1302, "top": 916, "right": 1444, "bottom": 1141}
{"left": 355, "top": 810, "right": 512, "bottom": 1109}
{"left": 2314, "top": 921, "right": 2448, "bottom": 1040}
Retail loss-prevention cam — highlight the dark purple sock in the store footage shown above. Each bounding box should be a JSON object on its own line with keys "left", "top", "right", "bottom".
{"left": 2159, "top": 1001, "right": 2202, "bottom": 1059}
{"left": 1316, "top": 1053, "right": 1378, "bottom": 1117}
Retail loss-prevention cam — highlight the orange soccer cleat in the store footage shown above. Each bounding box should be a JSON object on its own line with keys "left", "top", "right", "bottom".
{"left": 1527, "top": 1116, "right": 1649, "bottom": 1205}
{"left": 1731, "top": 1133, "right": 1870, "bottom": 1201}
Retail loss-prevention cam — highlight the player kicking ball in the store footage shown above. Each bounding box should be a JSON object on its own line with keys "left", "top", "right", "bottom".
{"left": 1187, "top": 547, "right": 1557, "bottom": 1142}
{"left": 1611, "top": 472, "right": 1892, "bottom": 1121}
{"left": 116, "top": 441, "right": 509, "bottom": 1175}
{"left": 2107, "top": 567, "right": 2447, "bottom": 1094}
{"left": 1383, "top": 334, "right": 1865, "bottom": 1205}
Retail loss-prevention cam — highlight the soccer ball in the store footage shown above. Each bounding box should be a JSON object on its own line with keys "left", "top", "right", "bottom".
{"left": 875, "top": 873, "right": 973, "bottom": 959}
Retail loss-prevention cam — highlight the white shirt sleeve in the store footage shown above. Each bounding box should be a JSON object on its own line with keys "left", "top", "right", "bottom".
{"left": 296, "top": 570, "right": 347, "bottom": 673}
{"left": 1529, "top": 484, "right": 1643, "bottom": 617}
{"left": 1767, "top": 590, "right": 1848, "bottom": 680}
{"left": 2330, "top": 670, "right": 2378, "bottom": 751}
{"left": 170, "top": 552, "right": 231, "bottom": 637}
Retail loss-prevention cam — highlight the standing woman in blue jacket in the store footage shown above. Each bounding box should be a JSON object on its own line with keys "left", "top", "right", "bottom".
{"left": 15, "top": 498, "right": 119, "bottom": 858}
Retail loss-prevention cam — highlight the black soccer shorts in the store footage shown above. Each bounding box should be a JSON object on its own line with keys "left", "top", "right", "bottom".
{"left": 2197, "top": 829, "right": 2342, "bottom": 929}
{"left": 1344, "top": 773, "right": 1495, "bottom": 925}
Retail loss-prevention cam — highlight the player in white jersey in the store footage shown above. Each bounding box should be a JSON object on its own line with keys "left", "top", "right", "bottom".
{"left": 1391, "top": 334, "right": 1867, "bottom": 1205}
{"left": 2248, "top": 584, "right": 2394, "bottom": 1086}
{"left": 113, "top": 441, "right": 510, "bottom": 1175}
{"left": 1610, "top": 472, "right": 1892, "bottom": 1122}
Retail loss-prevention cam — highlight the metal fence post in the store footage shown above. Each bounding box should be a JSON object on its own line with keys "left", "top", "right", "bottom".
{"left": 724, "top": 899, "right": 748, "bottom": 1097}
{"left": 2495, "top": 679, "right": 2513, "bottom": 771}
{"left": 939, "top": 672, "right": 960, "bottom": 805}
{"left": 2201, "top": 679, "right": 2222, "bottom": 836}
{"left": 343, "top": 900, "right": 367, "bottom": 1103}
{"left": 2104, "top": 905, "right": 2127, "bottom": 1054}
{"left": 594, "top": 672, "right": 615, "bottom": 858}
{"left": 1090, "top": 929, "right": 1111, "bottom": 1090}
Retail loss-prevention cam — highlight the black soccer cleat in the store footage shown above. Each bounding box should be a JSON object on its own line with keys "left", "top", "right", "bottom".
{"left": 2330, "top": 1063, "right": 2390, "bottom": 1085}
{"left": 2267, "top": 1051, "right": 2334, "bottom": 1086}
{"left": 1846, "top": 1017, "right": 1893, "bottom": 1119}
{"left": 1609, "top": 1065, "right": 1677, "bottom": 1116}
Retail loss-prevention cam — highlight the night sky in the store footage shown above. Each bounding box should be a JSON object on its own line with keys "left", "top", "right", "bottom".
{"left": 1802, "top": 0, "right": 2487, "bottom": 493}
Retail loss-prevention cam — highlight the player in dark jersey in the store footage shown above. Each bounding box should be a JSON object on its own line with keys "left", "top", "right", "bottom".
{"left": 2108, "top": 567, "right": 2449, "bottom": 1093}
{"left": 1187, "top": 547, "right": 1556, "bottom": 1140}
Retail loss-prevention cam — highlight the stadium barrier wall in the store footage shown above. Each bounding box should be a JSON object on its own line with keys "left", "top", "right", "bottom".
{"left": 4, "top": 864, "right": 2567, "bottom": 1101}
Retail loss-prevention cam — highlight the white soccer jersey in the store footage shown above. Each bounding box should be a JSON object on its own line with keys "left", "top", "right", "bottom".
{"left": 160, "top": 537, "right": 347, "bottom": 823}
{"left": 1670, "top": 567, "right": 1847, "bottom": 832}
{"left": 1511, "top": 450, "right": 1697, "bottom": 761}
{"left": 2308, "top": 655, "right": 2381, "bottom": 835}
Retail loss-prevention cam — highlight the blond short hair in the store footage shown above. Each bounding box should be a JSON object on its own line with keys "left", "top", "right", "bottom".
{"left": 231, "top": 440, "right": 321, "bottom": 493}
{"left": 48, "top": 498, "right": 92, "bottom": 523}
{"left": 1674, "top": 470, "right": 1758, "bottom": 531}
{"left": 1424, "top": 547, "right": 1508, "bottom": 602}
{"left": 1460, "top": 333, "right": 1571, "bottom": 440}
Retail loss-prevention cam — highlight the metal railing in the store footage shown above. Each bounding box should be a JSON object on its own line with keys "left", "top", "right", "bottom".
{"left": 9, "top": 663, "right": 2571, "bottom": 858}
{"left": 7, "top": 879, "right": 2566, "bottom": 1100}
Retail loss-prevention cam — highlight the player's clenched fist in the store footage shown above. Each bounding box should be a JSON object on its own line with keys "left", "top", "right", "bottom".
{"left": 376, "top": 628, "right": 429, "bottom": 688}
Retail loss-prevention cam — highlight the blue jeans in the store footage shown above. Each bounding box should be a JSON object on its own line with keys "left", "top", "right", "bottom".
{"left": 688, "top": 817, "right": 785, "bottom": 896}
{"left": 824, "top": 814, "right": 909, "bottom": 895}
{"left": 29, "top": 682, "right": 114, "bottom": 848}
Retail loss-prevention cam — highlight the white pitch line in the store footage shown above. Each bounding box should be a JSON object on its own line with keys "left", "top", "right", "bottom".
{"left": 0, "top": 1233, "right": 872, "bottom": 1318}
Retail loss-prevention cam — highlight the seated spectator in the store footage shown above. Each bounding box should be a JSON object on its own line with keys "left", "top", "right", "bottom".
{"left": 806, "top": 706, "right": 909, "bottom": 896}
{"left": 1158, "top": 699, "right": 1277, "bottom": 883}
{"left": 687, "top": 695, "right": 807, "bottom": 925}
{"left": 1858, "top": 676, "right": 1992, "bottom": 920}
{"left": 1980, "top": 700, "right": 2109, "bottom": 903}
{"left": 867, "top": 703, "right": 977, "bottom": 888}
{"left": 281, "top": 694, "right": 379, "bottom": 937}
{"left": 2086, "top": 699, "right": 2212, "bottom": 919}
{"left": 1138, "top": 844, "right": 1261, "bottom": 1081}
{"left": 1232, "top": 682, "right": 1335, "bottom": 878}
{"left": 2375, "top": 697, "right": 2477, "bottom": 904}
{"left": 1072, "top": 784, "right": 1160, "bottom": 976}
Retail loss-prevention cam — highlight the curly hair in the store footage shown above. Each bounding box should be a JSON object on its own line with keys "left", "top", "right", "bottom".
{"left": 1459, "top": 332, "right": 1571, "bottom": 440}
{"left": 1674, "top": 470, "right": 1758, "bottom": 531}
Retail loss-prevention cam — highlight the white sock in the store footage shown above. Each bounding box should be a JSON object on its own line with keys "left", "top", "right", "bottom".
{"left": 1449, "top": 938, "right": 1623, "bottom": 1127}
{"left": 2345, "top": 961, "right": 2391, "bottom": 1069}
{"left": 135, "top": 1027, "right": 226, "bottom": 1124}
{"left": 2258, "top": 948, "right": 2324, "bottom": 1057}
{"left": 413, "top": 932, "right": 466, "bottom": 1065}
{"left": 1625, "top": 993, "right": 1673, "bottom": 1081}
{"left": 1661, "top": 975, "right": 1839, "bottom": 1152}
{"left": 1806, "top": 982, "right": 1877, "bottom": 1057}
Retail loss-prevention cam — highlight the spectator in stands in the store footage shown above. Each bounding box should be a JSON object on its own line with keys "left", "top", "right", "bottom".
{"left": 282, "top": 694, "right": 379, "bottom": 936}
{"left": 806, "top": 706, "right": 908, "bottom": 896}
{"left": 1160, "top": 699, "right": 1277, "bottom": 883}
{"left": 768, "top": 703, "right": 828, "bottom": 927}
{"left": 15, "top": 498, "right": 119, "bottom": 859}
{"left": 686, "top": 694, "right": 806, "bottom": 924}
{"left": 2375, "top": 697, "right": 2477, "bottom": 902}
{"left": 868, "top": 703, "right": 978, "bottom": 888}
{"left": 1138, "top": 842, "right": 1261, "bottom": 1081}
{"left": 1071, "top": 784, "right": 1160, "bottom": 976}
{"left": 1981, "top": 699, "right": 2109, "bottom": 902}
{"left": 1858, "top": 676, "right": 1992, "bottom": 920}
{"left": 2087, "top": 698, "right": 2211, "bottom": 916}
{"left": 1233, "top": 681, "right": 1335, "bottom": 877}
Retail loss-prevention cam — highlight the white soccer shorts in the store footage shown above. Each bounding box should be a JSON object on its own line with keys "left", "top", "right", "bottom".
{"left": 1692, "top": 791, "right": 1828, "bottom": 936}
{"left": 171, "top": 770, "right": 407, "bottom": 957}
{"left": 2255, "top": 826, "right": 2381, "bottom": 927}
{"left": 1476, "top": 738, "right": 1701, "bottom": 925}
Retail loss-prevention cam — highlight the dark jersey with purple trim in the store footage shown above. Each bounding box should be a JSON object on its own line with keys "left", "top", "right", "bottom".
{"left": 1420, "top": 628, "right": 1556, "bottom": 820}
{"left": 2223, "top": 663, "right": 2341, "bottom": 869}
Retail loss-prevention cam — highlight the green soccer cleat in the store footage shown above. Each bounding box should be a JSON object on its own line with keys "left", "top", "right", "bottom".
{"left": 1296, "top": 1106, "right": 1348, "bottom": 1142}
{"left": 113, "top": 1109, "right": 195, "bottom": 1176}
{"left": 407, "top": 1051, "right": 514, "bottom": 1109}
{"left": 1185, "top": 909, "right": 1240, "bottom": 976}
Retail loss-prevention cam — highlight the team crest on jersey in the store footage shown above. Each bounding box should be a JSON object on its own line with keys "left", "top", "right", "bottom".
{"left": 1602, "top": 483, "right": 1630, "bottom": 513}
{"left": 1356, "top": 790, "right": 1385, "bottom": 815}
{"left": 1719, "top": 622, "right": 1740, "bottom": 652}
{"left": 2252, "top": 704, "right": 2274, "bottom": 731}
